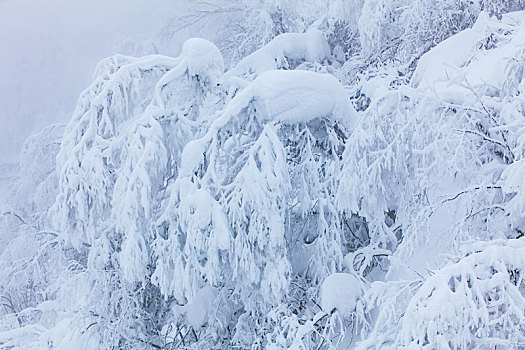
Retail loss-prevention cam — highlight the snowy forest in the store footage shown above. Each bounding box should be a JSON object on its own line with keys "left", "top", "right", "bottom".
{"left": 1, "top": 0, "right": 525, "bottom": 348}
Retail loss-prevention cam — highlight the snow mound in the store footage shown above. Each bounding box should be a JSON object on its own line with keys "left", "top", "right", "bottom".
{"left": 320, "top": 273, "right": 362, "bottom": 317}
{"left": 224, "top": 29, "right": 329, "bottom": 80}
{"left": 230, "top": 69, "right": 355, "bottom": 125}
{"left": 185, "top": 286, "right": 218, "bottom": 329}
{"left": 181, "top": 38, "right": 224, "bottom": 84}
{"left": 152, "top": 38, "right": 224, "bottom": 104}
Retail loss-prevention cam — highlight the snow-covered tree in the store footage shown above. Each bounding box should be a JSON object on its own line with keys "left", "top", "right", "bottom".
{"left": 3, "top": 2, "right": 525, "bottom": 349}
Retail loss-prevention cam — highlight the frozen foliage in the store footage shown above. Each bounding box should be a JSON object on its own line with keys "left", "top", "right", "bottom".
{"left": 397, "top": 239, "right": 525, "bottom": 348}
{"left": 356, "top": 0, "right": 525, "bottom": 70}
{"left": 223, "top": 29, "right": 329, "bottom": 80}
{"left": 2, "top": 2, "right": 525, "bottom": 350}
{"left": 50, "top": 54, "right": 178, "bottom": 249}
{"left": 351, "top": 10, "right": 525, "bottom": 349}
{"left": 0, "top": 124, "right": 71, "bottom": 349}
{"left": 33, "top": 38, "right": 226, "bottom": 349}
{"left": 153, "top": 66, "right": 357, "bottom": 346}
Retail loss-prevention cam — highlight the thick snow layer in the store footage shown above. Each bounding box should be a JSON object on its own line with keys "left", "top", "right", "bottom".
{"left": 184, "top": 286, "right": 218, "bottom": 329}
{"left": 224, "top": 29, "right": 329, "bottom": 80}
{"left": 181, "top": 38, "right": 224, "bottom": 83}
{"left": 248, "top": 70, "right": 355, "bottom": 124}
{"left": 320, "top": 273, "right": 362, "bottom": 317}
{"left": 412, "top": 11, "right": 525, "bottom": 101}
{"left": 154, "top": 38, "right": 224, "bottom": 103}
{"left": 223, "top": 69, "right": 355, "bottom": 126}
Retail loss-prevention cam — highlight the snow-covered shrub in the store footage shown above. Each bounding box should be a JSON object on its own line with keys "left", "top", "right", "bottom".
{"left": 0, "top": 124, "right": 69, "bottom": 344}
{"left": 357, "top": 0, "right": 525, "bottom": 69}
{"left": 50, "top": 54, "right": 178, "bottom": 249}
{"left": 11, "top": 124, "right": 64, "bottom": 216}
{"left": 398, "top": 239, "right": 525, "bottom": 348}
{"left": 153, "top": 68, "right": 357, "bottom": 346}
{"left": 5, "top": 3, "right": 525, "bottom": 350}
{"left": 355, "top": 10, "right": 525, "bottom": 348}
{"left": 42, "top": 38, "right": 226, "bottom": 349}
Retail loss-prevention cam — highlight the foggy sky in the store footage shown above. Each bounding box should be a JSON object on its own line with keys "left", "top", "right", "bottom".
{"left": 0, "top": 0, "right": 186, "bottom": 164}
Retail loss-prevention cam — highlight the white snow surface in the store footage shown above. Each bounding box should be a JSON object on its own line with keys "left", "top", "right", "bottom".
{"left": 246, "top": 70, "right": 355, "bottom": 124}
{"left": 4, "top": 4, "right": 525, "bottom": 350}
{"left": 320, "top": 273, "right": 362, "bottom": 317}
{"left": 216, "top": 69, "right": 356, "bottom": 128}
{"left": 184, "top": 286, "right": 218, "bottom": 329}
{"left": 181, "top": 38, "right": 225, "bottom": 84}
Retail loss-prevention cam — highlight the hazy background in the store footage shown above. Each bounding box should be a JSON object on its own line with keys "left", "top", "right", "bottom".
{"left": 0, "top": 0, "right": 186, "bottom": 165}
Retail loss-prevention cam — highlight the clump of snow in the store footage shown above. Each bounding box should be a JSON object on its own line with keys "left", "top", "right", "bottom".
{"left": 320, "top": 273, "right": 362, "bottom": 317}
{"left": 411, "top": 11, "right": 490, "bottom": 90}
{"left": 178, "top": 138, "right": 210, "bottom": 178}
{"left": 180, "top": 38, "right": 224, "bottom": 85}
{"left": 222, "top": 69, "right": 356, "bottom": 126}
{"left": 154, "top": 38, "right": 224, "bottom": 103}
{"left": 224, "top": 29, "right": 329, "bottom": 81}
{"left": 184, "top": 286, "right": 218, "bottom": 329}
{"left": 248, "top": 70, "right": 355, "bottom": 125}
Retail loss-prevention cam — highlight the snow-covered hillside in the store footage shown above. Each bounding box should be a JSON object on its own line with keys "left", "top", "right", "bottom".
{"left": 1, "top": 1, "right": 525, "bottom": 349}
